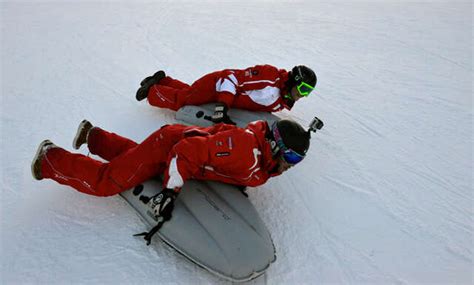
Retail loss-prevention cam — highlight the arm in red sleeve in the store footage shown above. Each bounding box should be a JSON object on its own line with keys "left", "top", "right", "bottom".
{"left": 216, "top": 92, "right": 234, "bottom": 108}
{"left": 215, "top": 71, "right": 238, "bottom": 107}
{"left": 163, "top": 136, "right": 209, "bottom": 190}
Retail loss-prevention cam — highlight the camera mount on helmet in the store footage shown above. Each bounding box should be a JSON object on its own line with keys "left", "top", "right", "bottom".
{"left": 308, "top": 116, "right": 324, "bottom": 134}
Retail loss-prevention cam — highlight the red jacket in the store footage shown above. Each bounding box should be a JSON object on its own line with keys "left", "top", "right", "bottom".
{"left": 40, "top": 120, "right": 282, "bottom": 197}
{"left": 212, "top": 64, "right": 290, "bottom": 111}
{"left": 163, "top": 120, "right": 281, "bottom": 190}
{"left": 148, "top": 64, "right": 291, "bottom": 112}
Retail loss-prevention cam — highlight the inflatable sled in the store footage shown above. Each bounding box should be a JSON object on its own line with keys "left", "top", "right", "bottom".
{"left": 120, "top": 105, "right": 280, "bottom": 282}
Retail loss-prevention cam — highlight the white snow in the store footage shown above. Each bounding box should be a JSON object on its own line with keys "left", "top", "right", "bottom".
{"left": 1, "top": 1, "right": 472, "bottom": 284}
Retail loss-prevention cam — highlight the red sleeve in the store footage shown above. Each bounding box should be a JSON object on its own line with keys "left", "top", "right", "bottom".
{"left": 242, "top": 168, "right": 272, "bottom": 187}
{"left": 163, "top": 123, "right": 273, "bottom": 190}
{"left": 239, "top": 65, "right": 282, "bottom": 92}
{"left": 163, "top": 136, "right": 209, "bottom": 191}
{"left": 217, "top": 92, "right": 235, "bottom": 108}
{"left": 215, "top": 70, "right": 239, "bottom": 107}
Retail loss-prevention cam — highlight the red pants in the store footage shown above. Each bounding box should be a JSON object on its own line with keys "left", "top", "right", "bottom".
{"left": 41, "top": 127, "right": 176, "bottom": 197}
{"left": 147, "top": 74, "right": 218, "bottom": 111}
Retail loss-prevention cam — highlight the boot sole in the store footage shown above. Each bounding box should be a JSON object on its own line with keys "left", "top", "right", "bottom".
{"left": 31, "top": 139, "right": 53, "bottom": 180}
{"left": 72, "top": 120, "right": 91, "bottom": 150}
{"left": 140, "top": 70, "right": 166, "bottom": 86}
{"left": 136, "top": 71, "right": 166, "bottom": 101}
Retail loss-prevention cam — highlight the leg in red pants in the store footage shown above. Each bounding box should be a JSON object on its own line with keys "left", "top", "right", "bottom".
{"left": 146, "top": 76, "right": 190, "bottom": 110}
{"left": 87, "top": 127, "right": 137, "bottom": 161}
{"left": 159, "top": 76, "right": 189, "bottom": 89}
{"left": 146, "top": 84, "right": 187, "bottom": 111}
{"left": 147, "top": 74, "right": 218, "bottom": 111}
{"left": 41, "top": 127, "right": 171, "bottom": 197}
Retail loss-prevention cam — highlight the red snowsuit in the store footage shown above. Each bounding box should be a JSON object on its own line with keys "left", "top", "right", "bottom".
{"left": 40, "top": 121, "right": 281, "bottom": 197}
{"left": 147, "top": 64, "right": 291, "bottom": 112}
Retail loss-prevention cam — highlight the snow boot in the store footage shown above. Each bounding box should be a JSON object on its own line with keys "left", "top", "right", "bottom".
{"left": 72, "top": 119, "right": 94, "bottom": 150}
{"left": 136, "top": 70, "right": 166, "bottom": 101}
{"left": 31, "top": 139, "right": 57, "bottom": 180}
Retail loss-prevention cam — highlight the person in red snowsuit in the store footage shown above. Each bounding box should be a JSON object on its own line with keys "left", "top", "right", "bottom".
{"left": 136, "top": 65, "right": 317, "bottom": 123}
{"left": 32, "top": 119, "right": 311, "bottom": 219}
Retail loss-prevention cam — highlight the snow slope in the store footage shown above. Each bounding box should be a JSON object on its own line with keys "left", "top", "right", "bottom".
{"left": 1, "top": 1, "right": 472, "bottom": 284}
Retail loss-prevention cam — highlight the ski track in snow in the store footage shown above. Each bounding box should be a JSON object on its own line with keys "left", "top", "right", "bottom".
{"left": 2, "top": 1, "right": 472, "bottom": 284}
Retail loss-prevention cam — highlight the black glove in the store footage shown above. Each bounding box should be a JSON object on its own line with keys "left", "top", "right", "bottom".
{"left": 282, "top": 94, "right": 295, "bottom": 109}
{"left": 237, "top": 185, "right": 248, "bottom": 198}
{"left": 149, "top": 188, "right": 177, "bottom": 221}
{"left": 211, "top": 103, "right": 236, "bottom": 125}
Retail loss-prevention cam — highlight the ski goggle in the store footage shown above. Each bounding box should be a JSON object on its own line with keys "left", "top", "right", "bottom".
{"left": 272, "top": 123, "right": 305, "bottom": 165}
{"left": 296, "top": 81, "right": 315, "bottom": 97}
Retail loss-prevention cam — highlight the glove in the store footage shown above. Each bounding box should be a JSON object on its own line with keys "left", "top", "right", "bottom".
{"left": 211, "top": 103, "right": 236, "bottom": 125}
{"left": 149, "top": 188, "right": 178, "bottom": 221}
{"left": 282, "top": 94, "right": 295, "bottom": 109}
{"left": 237, "top": 185, "right": 248, "bottom": 198}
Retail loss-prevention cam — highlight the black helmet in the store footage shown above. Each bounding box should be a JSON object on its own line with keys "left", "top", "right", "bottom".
{"left": 288, "top": 65, "right": 317, "bottom": 90}
{"left": 270, "top": 119, "right": 310, "bottom": 164}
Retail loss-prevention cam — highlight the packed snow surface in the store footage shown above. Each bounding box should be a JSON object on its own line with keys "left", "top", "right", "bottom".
{"left": 1, "top": 1, "right": 472, "bottom": 284}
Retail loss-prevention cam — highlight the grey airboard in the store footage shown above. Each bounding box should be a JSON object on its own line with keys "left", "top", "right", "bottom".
{"left": 121, "top": 179, "right": 276, "bottom": 282}
{"left": 175, "top": 103, "right": 280, "bottom": 128}
{"left": 120, "top": 105, "right": 280, "bottom": 282}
